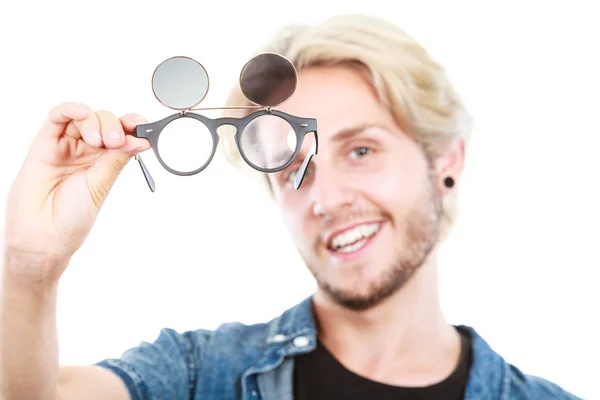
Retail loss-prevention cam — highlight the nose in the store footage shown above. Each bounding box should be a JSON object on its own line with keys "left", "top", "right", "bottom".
{"left": 309, "top": 162, "right": 354, "bottom": 219}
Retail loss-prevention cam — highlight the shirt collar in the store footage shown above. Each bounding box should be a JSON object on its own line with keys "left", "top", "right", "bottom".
{"left": 261, "top": 295, "right": 509, "bottom": 399}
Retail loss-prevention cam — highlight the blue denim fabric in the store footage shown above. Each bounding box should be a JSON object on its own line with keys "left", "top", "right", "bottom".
{"left": 95, "top": 296, "right": 581, "bottom": 399}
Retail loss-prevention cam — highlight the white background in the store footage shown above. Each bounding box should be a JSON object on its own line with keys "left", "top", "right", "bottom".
{"left": 0, "top": 0, "right": 598, "bottom": 398}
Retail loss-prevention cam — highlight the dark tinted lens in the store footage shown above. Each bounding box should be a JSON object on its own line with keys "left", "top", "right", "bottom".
{"left": 152, "top": 57, "right": 209, "bottom": 110}
{"left": 239, "top": 53, "right": 297, "bottom": 107}
{"left": 240, "top": 114, "right": 297, "bottom": 170}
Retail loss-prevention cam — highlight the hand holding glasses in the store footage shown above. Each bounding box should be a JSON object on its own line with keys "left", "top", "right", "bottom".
{"left": 132, "top": 53, "right": 318, "bottom": 192}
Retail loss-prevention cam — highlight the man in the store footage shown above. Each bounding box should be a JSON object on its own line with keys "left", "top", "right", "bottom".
{"left": 0, "top": 14, "right": 580, "bottom": 400}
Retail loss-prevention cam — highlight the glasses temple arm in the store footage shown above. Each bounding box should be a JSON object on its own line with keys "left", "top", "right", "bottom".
{"left": 135, "top": 154, "right": 156, "bottom": 192}
{"left": 293, "top": 152, "right": 314, "bottom": 190}
{"left": 293, "top": 130, "right": 318, "bottom": 190}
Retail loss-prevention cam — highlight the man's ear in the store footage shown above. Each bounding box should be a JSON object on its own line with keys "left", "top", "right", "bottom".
{"left": 433, "top": 138, "right": 466, "bottom": 193}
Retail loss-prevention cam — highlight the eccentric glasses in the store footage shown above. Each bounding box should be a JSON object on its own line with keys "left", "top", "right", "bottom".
{"left": 132, "top": 53, "right": 318, "bottom": 192}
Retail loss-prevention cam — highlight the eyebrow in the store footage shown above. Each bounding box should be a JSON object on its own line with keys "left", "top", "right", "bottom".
{"left": 329, "top": 123, "right": 388, "bottom": 143}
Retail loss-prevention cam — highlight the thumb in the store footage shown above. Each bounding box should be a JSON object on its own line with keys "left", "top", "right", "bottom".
{"left": 85, "top": 147, "right": 137, "bottom": 207}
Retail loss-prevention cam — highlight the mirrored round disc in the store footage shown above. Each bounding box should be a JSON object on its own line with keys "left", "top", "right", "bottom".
{"left": 152, "top": 56, "right": 210, "bottom": 110}
{"left": 239, "top": 53, "right": 297, "bottom": 107}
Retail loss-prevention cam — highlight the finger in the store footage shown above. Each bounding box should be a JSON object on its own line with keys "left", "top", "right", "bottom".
{"left": 39, "top": 102, "right": 91, "bottom": 139}
{"left": 119, "top": 112, "right": 148, "bottom": 133}
{"left": 83, "top": 112, "right": 145, "bottom": 206}
{"left": 65, "top": 112, "right": 103, "bottom": 148}
{"left": 119, "top": 113, "right": 152, "bottom": 154}
{"left": 119, "top": 134, "right": 152, "bottom": 155}
{"left": 96, "top": 110, "right": 125, "bottom": 149}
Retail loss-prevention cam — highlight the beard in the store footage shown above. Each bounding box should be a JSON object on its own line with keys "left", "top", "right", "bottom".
{"left": 306, "top": 170, "right": 442, "bottom": 312}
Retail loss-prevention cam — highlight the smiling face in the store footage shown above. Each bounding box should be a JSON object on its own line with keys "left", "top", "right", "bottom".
{"left": 264, "top": 65, "right": 447, "bottom": 311}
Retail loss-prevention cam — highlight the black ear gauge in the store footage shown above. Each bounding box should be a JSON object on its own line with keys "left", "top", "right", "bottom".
{"left": 444, "top": 176, "right": 455, "bottom": 188}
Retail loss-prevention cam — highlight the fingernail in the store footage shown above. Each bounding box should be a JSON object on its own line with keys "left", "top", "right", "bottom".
{"left": 106, "top": 131, "right": 122, "bottom": 140}
{"left": 89, "top": 130, "right": 101, "bottom": 140}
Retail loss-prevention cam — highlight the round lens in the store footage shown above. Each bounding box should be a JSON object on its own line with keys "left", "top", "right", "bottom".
{"left": 240, "top": 114, "right": 297, "bottom": 170}
{"left": 239, "top": 53, "right": 297, "bottom": 107}
{"left": 156, "top": 117, "right": 214, "bottom": 173}
{"left": 152, "top": 56, "right": 209, "bottom": 110}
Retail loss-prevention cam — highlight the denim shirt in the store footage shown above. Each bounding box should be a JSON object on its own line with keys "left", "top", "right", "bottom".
{"left": 96, "top": 296, "right": 581, "bottom": 399}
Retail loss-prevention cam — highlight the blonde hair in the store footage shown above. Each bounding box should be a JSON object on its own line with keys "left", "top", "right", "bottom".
{"left": 221, "top": 14, "right": 472, "bottom": 239}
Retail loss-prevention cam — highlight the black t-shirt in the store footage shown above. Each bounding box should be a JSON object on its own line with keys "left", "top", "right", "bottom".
{"left": 293, "top": 327, "right": 473, "bottom": 400}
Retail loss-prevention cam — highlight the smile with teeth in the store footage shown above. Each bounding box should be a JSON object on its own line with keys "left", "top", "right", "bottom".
{"left": 328, "top": 223, "right": 381, "bottom": 253}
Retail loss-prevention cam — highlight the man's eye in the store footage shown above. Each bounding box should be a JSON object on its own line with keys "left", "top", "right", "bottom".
{"left": 284, "top": 165, "right": 314, "bottom": 186}
{"left": 349, "top": 147, "right": 372, "bottom": 159}
{"left": 285, "top": 168, "right": 299, "bottom": 184}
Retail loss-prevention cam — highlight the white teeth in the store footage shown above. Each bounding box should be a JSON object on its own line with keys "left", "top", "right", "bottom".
{"left": 335, "top": 238, "right": 368, "bottom": 253}
{"left": 330, "top": 223, "right": 380, "bottom": 251}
